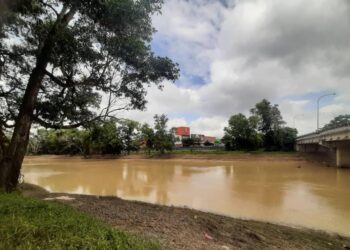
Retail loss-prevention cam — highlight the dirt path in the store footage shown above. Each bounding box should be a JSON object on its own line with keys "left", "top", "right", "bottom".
{"left": 23, "top": 184, "right": 350, "bottom": 250}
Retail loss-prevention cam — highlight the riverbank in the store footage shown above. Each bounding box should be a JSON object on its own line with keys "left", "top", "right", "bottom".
{"left": 22, "top": 184, "right": 350, "bottom": 250}
{"left": 0, "top": 190, "right": 161, "bottom": 250}
{"left": 25, "top": 151, "right": 302, "bottom": 162}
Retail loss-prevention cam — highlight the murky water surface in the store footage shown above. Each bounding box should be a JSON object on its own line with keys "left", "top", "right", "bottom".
{"left": 22, "top": 156, "right": 350, "bottom": 235}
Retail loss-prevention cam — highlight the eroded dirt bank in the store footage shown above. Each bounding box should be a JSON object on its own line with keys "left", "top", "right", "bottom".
{"left": 25, "top": 152, "right": 305, "bottom": 162}
{"left": 22, "top": 184, "right": 350, "bottom": 250}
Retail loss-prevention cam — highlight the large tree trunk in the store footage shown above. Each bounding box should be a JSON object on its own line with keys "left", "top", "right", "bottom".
{"left": 0, "top": 62, "right": 48, "bottom": 191}
{"left": 0, "top": 7, "right": 77, "bottom": 192}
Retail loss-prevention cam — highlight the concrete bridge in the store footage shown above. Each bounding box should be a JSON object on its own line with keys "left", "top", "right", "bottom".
{"left": 296, "top": 126, "right": 350, "bottom": 168}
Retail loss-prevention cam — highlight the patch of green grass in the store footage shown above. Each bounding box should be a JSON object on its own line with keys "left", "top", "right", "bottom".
{"left": 0, "top": 193, "right": 162, "bottom": 250}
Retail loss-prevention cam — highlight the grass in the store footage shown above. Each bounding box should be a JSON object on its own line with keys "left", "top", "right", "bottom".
{"left": 0, "top": 193, "right": 162, "bottom": 250}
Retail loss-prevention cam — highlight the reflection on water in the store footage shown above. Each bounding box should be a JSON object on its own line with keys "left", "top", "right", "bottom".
{"left": 22, "top": 157, "right": 350, "bottom": 236}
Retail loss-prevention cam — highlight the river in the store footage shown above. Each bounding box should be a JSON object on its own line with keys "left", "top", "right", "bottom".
{"left": 22, "top": 156, "right": 350, "bottom": 236}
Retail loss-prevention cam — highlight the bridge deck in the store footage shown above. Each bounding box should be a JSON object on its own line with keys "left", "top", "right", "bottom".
{"left": 297, "top": 126, "right": 350, "bottom": 144}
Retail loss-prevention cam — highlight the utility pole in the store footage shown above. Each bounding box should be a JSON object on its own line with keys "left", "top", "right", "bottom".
{"left": 317, "top": 93, "right": 336, "bottom": 131}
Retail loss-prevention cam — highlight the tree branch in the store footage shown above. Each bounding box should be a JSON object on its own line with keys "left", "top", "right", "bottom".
{"left": 44, "top": 70, "right": 66, "bottom": 87}
{"left": 39, "top": 0, "right": 59, "bottom": 16}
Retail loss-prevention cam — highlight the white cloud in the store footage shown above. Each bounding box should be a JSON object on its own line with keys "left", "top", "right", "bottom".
{"left": 119, "top": 0, "right": 350, "bottom": 137}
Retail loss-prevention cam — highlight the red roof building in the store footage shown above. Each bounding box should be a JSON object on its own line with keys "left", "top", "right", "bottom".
{"left": 175, "top": 127, "right": 190, "bottom": 137}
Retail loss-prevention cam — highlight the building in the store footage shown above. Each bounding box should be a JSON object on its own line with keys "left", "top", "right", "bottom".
{"left": 191, "top": 134, "right": 216, "bottom": 146}
{"left": 203, "top": 136, "right": 216, "bottom": 145}
{"left": 173, "top": 127, "right": 217, "bottom": 147}
{"left": 173, "top": 127, "right": 191, "bottom": 147}
{"left": 176, "top": 127, "right": 190, "bottom": 137}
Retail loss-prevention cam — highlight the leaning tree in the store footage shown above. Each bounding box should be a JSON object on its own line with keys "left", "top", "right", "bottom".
{"left": 0, "top": 0, "right": 179, "bottom": 191}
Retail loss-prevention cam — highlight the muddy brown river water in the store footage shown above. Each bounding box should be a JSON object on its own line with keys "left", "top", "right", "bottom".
{"left": 22, "top": 156, "right": 350, "bottom": 236}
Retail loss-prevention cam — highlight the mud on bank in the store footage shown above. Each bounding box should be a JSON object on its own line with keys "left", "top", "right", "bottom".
{"left": 22, "top": 184, "right": 350, "bottom": 250}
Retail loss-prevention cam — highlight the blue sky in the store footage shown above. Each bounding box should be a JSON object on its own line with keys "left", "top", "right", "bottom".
{"left": 123, "top": 0, "right": 350, "bottom": 137}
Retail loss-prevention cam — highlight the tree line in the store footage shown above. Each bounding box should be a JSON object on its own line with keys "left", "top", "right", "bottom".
{"left": 27, "top": 115, "right": 175, "bottom": 156}
{"left": 223, "top": 99, "right": 298, "bottom": 151}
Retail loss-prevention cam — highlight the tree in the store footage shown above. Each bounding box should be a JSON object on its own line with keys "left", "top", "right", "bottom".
{"left": 153, "top": 114, "right": 174, "bottom": 154}
{"left": 182, "top": 138, "right": 194, "bottom": 147}
{"left": 250, "top": 99, "right": 285, "bottom": 150}
{"left": 87, "top": 120, "right": 123, "bottom": 155}
{"left": 274, "top": 127, "right": 298, "bottom": 151}
{"left": 322, "top": 115, "right": 350, "bottom": 131}
{"left": 223, "top": 113, "right": 262, "bottom": 150}
{"left": 140, "top": 123, "right": 155, "bottom": 155}
{"left": 0, "top": 0, "right": 179, "bottom": 191}
{"left": 119, "top": 120, "right": 140, "bottom": 155}
{"left": 32, "top": 128, "right": 87, "bottom": 155}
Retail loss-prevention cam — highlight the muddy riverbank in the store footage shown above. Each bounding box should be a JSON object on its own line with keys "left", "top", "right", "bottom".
{"left": 22, "top": 183, "right": 350, "bottom": 250}
{"left": 24, "top": 151, "right": 334, "bottom": 165}
{"left": 25, "top": 151, "right": 303, "bottom": 162}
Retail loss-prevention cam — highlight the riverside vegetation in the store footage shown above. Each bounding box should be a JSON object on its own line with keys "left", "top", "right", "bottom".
{"left": 0, "top": 192, "right": 162, "bottom": 250}
{"left": 24, "top": 99, "right": 301, "bottom": 157}
{"left": 1, "top": 1, "right": 350, "bottom": 249}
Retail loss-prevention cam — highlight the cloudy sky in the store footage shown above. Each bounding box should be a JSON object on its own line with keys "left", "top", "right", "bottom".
{"left": 121, "top": 0, "right": 350, "bottom": 137}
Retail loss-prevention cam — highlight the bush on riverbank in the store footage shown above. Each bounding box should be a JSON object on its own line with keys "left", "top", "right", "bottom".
{"left": 0, "top": 193, "right": 162, "bottom": 250}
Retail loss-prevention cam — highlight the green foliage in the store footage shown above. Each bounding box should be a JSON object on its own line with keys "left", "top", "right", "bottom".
{"left": 250, "top": 99, "right": 285, "bottom": 149}
{"left": 119, "top": 120, "right": 141, "bottom": 154}
{"left": 29, "top": 128, "right": 88, "bottom": 155}
{"left": 223, "top": 113, "right": 262, "bottom": 151}
{"left": 0, "top": 0, "right": 179, "bottom": 135}
{"left": 0, "top": 193, "right": 162, "bottom": 249}
{"left": 274, "top": 127, "right": 298, "bottom": 151}
{"left": 322, "top": 114, "right": 350, "bottom": 131}
{"left": 153, "top": 114, "right": 174, "bottom": 154}
{"left": 224, "top": 100, "right": 297, "bottom": 152}
{"left": 182, "top": 137, "right": 195, "bottom": 147}
{"left": 140, "top": 123, "right": 155, "bottom": 154}
{"left": 28, "top": 119, "right": 144, "bottom": 156}
{"left": 87, "top": 121, "right": 124, "bottom": 155}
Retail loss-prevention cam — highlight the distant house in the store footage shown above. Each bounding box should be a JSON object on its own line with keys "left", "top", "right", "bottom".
{"left": 173, "top": 127, "right": 190, "bottom": 147}
{"left": 191, "top": 134, "right": 216, "bottom": 146}
{"left": 204, "top": 136, "right": 216, "bottom": 145}
{"left": 191, "top": 134, "right": 205, "bottom": 145}
{"left": 173, "top": 127, "right": 217, "bottom": 147}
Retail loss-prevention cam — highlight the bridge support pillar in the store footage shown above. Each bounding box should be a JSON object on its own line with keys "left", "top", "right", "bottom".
{"left": 336, "top": 145, "right": 350, "bottom": 168}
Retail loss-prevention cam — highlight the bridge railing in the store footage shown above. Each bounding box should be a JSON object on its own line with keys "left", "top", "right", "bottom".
{"left": 297, "top": 126, "right": 350, "bottom": 141}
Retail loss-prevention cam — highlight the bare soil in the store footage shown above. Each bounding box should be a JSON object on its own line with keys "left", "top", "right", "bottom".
{"left": 22, "top": 183, "right": 350, "bottom": 250}
{"left": 26, "top": 152, "right": 304, "bottom": 162}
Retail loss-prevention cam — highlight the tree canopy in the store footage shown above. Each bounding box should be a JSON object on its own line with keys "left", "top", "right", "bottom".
{"left": 223, "top": 113, "right": 262, "bottom": 150}
{"left": 224, "top": 99, "right": 297, "bottom": 151}
{"left": 322, "top": 115, "right": 350, "bottom": 131}
{"left": 0, "top": 0, "right": 179, "bottom": 130}
{"left": 0, "top": 0, "right": 179, "bottom": 191}
{"left": 153, "top": 114, "right": 174, "bottom": 154}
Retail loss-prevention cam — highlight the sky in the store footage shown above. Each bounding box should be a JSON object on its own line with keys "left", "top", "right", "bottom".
{"left": 120, "top": 0, "right": 350, "bottom": 138}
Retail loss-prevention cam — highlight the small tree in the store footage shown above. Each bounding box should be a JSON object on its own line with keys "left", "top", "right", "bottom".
{"left": 119, "top": 120, "right": 140, "bottom": 155}
{"left": 223, "top": 113, "right": 261, "bottom": 151}
{"left": 250, "top": 99, "right": 285, "bottom": 150}
{"left": 140, "top": 123, "right": 155, "bottom": 155}
{"left": 153, "top": 114, "right": 174, "bottom": 154}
